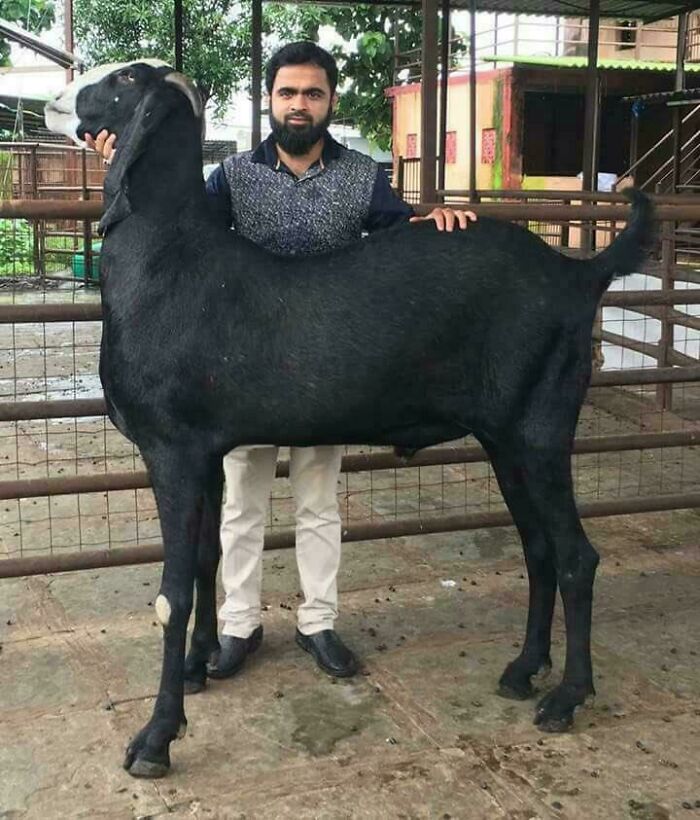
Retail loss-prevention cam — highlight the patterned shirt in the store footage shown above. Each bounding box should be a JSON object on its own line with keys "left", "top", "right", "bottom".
{"left": 205, "top": 133, "right": 413, "bottom": 256}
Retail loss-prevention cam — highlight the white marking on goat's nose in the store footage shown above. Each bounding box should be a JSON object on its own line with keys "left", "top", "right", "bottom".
{"left": 155, "top": 594, "right": 171, "bottom": 627}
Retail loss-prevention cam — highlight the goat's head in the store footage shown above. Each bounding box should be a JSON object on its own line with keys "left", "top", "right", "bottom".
{"left": 45, "top": 61, "right": 203, "bottom": 234}
{"left": 45, "top": 60, "right": 202, "bottom": 147}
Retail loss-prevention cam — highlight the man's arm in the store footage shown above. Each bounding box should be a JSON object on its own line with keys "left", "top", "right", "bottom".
{"left": 205, "top": 164, "right": 234, "bottom": 228}
{"left": 365, "top": 166, "right": 476, "bottom": 233}
{"left": 364, "top": 168, "right": 415, "bottom": 233}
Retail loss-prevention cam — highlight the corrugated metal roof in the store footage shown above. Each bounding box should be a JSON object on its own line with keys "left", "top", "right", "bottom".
{"left": 276, "top": 1, "right": 700, "bottom": 23}
{"left": 483, "top": 53, "right": 700, "bottom": 69}
{"left": 623, "top": 86, "right": 700, "bottom": 101}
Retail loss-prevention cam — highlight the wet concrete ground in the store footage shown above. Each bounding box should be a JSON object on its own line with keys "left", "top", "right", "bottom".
{"left": 1, "top": 510, "right": 699, "bottom": 819}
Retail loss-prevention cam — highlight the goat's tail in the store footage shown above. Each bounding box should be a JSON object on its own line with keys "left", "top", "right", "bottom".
{"left": 592, "top": 188, "right": 655, "bottom": 288}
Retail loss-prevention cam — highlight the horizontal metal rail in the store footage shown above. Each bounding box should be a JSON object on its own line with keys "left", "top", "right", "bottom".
{"left": 5, "top": 199, "right": 700, "bottom": 223}
{"left": 3, "top": 365, "right": 699, "bottom": 423}
{"left": 596, "top": 329, "right": 696, "bottom": 367}
{"left": 442, "top": 189, "right": 700, "bottom": 206}
{"left": 3, "top": 490, "right": 700, "bottom": 579}
{"left": 0, "top": 430, "right": 697, "bottom": 502}
{"left": 3, "top": 290, "right": 700, "bottom": 327}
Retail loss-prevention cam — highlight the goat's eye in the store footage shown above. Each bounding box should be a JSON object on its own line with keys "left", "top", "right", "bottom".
{"left": 117, "top": 71, "right": 136, "bottom": 84}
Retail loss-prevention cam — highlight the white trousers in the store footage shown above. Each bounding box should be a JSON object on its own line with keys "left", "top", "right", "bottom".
{"left": 218, "top": 444, "right": 344, "bottom": 639}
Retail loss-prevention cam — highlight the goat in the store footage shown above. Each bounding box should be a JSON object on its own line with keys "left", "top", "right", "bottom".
{"left": 45, "top": 61, "right": 653, "bottom": 779}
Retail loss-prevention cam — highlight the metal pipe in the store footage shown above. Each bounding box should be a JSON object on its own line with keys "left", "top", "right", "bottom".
{"left": 437, "top": 0, "right": 450, "bottom": 198}
{"left": 5, "top": 199, "right": 700, "bottom": 223}
{"left": 581, "top": 0, "right": 601, "bottom": 197}
{"left": 420, "top": 0, "right": 439, "bottom": 202}
{"left": 1, "top": 430, "right": 697, "bottom": 502}
{"left": 3, "top": 490, "right": 700, "bottom": 578}
{"left": 174, "top": 0, "right": 183, "bottom": 72}
{"left": 251, "top": 0, "right": 263, "bottom": 149}
{"left": 2, "top": 364, "right": 699, "bottom": 423}
{"left": 468, "top": 0, "right": 477, "bottom": 202}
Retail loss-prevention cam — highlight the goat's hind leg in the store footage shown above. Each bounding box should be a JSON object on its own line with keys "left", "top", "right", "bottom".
{"left": 124, "top": 449, "right": 211, "bottom": 778}
{"left": 485, "top": 445, "right": 557, "bottom": 701}
{"left": 184, "top": 465, "right": 223, "bottom": 694}
{"left": 518, "top": 445, "right": 599, "bottom": 732}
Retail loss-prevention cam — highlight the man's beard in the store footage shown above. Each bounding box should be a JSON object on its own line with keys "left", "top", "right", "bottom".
{"left": 269, "top": 107, "right": 333, "bottom": 156}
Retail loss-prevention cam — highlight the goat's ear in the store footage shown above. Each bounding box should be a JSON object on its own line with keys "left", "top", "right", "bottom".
{"left": 99, "top": 87, "right": 173, "bottom": 235}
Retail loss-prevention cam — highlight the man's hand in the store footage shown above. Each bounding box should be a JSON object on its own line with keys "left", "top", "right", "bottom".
{"left": 410, "top": 207, "right": 477, "bottom": 231}
{"left": 85, "top": 129, "right": 117, "bottom": 163}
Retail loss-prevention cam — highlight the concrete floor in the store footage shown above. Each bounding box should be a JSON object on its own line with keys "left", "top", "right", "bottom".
{"left": 1, "top": 510, "right": 699, "bottom": 819}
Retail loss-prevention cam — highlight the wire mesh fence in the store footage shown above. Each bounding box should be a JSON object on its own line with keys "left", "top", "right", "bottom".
{"left": 0, "top": 142, "right": 104, "bottom": 284}
{"left": 0, "top": 199, "right": 699, "bottom": 571}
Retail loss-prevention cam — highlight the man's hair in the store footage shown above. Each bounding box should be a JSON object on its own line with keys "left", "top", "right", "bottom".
{"left": 265, "top": 42, "right": 338, "bottom": 95}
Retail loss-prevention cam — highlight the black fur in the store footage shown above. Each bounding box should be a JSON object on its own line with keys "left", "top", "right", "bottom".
{"left": 46, "top": 63, "right": 654, "bottom": 778}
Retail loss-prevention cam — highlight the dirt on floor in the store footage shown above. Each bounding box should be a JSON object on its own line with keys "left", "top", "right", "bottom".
{"left": 1, "top": 508, "right": 699, "bottom": 819}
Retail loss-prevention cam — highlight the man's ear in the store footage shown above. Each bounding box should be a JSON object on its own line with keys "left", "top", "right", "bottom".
{"left": 331, "top": 92, "right": 339, "bottom": 113}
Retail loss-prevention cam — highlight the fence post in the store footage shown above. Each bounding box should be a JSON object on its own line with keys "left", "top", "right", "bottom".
{"left": 657, "top": 218, "right": 676, "bottom": 410}
{"left": 561, "top": 197, "right": 570, "bottom": 247}
{"left": 81, "top": 149, "right": 93, "bottom": 286}
{"left": 396, "top": 155, "right": 405, "bottom": 198}
{"left": 29, "top": 146, "right": 45, "bottom": 283}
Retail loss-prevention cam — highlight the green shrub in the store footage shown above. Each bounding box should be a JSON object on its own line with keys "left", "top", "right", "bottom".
{"left": 0, "top": 218, "right": 34, "bottom": 275}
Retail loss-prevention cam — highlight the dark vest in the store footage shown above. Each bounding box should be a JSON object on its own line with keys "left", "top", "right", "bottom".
{"left": 222, "top": 147, "right": 378, "bottom": 256}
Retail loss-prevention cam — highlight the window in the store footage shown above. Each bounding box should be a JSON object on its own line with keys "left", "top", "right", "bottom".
{"left": 406, "top": 133, "right": 418, "bottom": 159}
{"left": 481, "top": 128, "right": 496, "bottom": 164}
{"left": 445, "top": 131, "right": 457, "bottom": 164}
{"left": 617, "top": 20, "right": 636, "bottom": 50}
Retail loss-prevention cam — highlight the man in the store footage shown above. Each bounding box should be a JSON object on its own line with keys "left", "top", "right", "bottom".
{"left": 88, "top": 41, "right": 475, "bottom": 681}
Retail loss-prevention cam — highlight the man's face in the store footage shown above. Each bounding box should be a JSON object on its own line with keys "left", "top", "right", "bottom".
{"left": 269, "top": 63, "right": 336, "bottom": 156}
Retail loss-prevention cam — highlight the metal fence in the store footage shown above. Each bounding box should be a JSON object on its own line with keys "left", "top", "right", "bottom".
{"left": 0, "top": 142, "right": 105, "bottom": 284}
{"left": 1, "top": 197, "right": 699, "bottom": 577}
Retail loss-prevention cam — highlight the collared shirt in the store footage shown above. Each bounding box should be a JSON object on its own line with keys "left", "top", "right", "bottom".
{"left": 205, "top": 132, "right": 414, "bottom": 245}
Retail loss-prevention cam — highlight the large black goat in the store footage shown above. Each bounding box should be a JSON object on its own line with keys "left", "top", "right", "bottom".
{"left": 45, "top": 62, "right": 653, "bottom": 779}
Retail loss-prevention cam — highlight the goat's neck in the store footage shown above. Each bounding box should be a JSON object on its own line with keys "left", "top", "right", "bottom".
{"left": 127, "top": 111, "right": 207, "bottom": 224}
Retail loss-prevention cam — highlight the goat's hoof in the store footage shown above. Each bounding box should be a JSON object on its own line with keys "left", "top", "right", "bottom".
{"left": 534, "top": 683, "right": 591, "bottom": 733}
{"left": 498, "top": 680, "right": 533, "bottom": 701}
{"left": 126, "top": 757, "right": 170, "bottom": 779}
{"left": 183, "top": 676, "right": 206, "bottom": 695}
{"left": 497, "top": 658, "right": 551, "bottom": 700}
{"left": 123, "top": 716, "right": 185, "bottom": 779}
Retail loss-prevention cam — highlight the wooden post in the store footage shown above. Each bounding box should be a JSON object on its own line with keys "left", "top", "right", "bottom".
{"left": 397, "top": 155, "right": 405, "bottom": 199}
{"left": 81, "top": 149, "right": 92, "bottom": 286}
{"left": 657, "top": 219, "right": 676, "bottom": 410}
{"left": 672, "top": 13, "right": 688, "bottom": 192}
{"left": 64, "top": 0, "right": 75, "bottom": 83}
{"left": 420, "top": 0, "right": 439, "bottom": 203}
{"left": 437, "top": 0, "right": 450, "bottom": 199}
{"left": 468, "top": 0, "right": 477, "bottom": 203}
{"left": 174, "top": 0, "right": 183, "bottom": 72}
{"left": 581, "top": 0, "right": 601, "bottom": 253}
{"left": 251, "top": 0, "right": 263, "bottom": 149}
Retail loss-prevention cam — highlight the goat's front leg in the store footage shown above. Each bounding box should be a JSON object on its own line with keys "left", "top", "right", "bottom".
{"left": 123, "top": 451, "right": 207, "bottom": 778}
{"left": 184, "top": 466, "right": 224, "bottom": 694}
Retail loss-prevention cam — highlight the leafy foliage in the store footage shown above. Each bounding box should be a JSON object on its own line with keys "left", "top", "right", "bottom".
{"left": 72, "top": 1, "right": 449, "bottom": 149}
{"left": 0, "top": 218, "right": 33, "bottom": 275}
{"left": 0, "top": 0, "right": 56, "bottom": 66}
{"left": 73, "top": 0, "right": 314, "bottom": 113}
{"left": 304, "top": 6, "right": 425, "bottom": 151}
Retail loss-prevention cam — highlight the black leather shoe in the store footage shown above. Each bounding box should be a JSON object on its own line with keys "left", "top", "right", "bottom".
{"left": 206, "top": 625, "right": 263, "bottom": 679}
{"left": 295, "top": 629, "right": 359, "bottom": 678}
